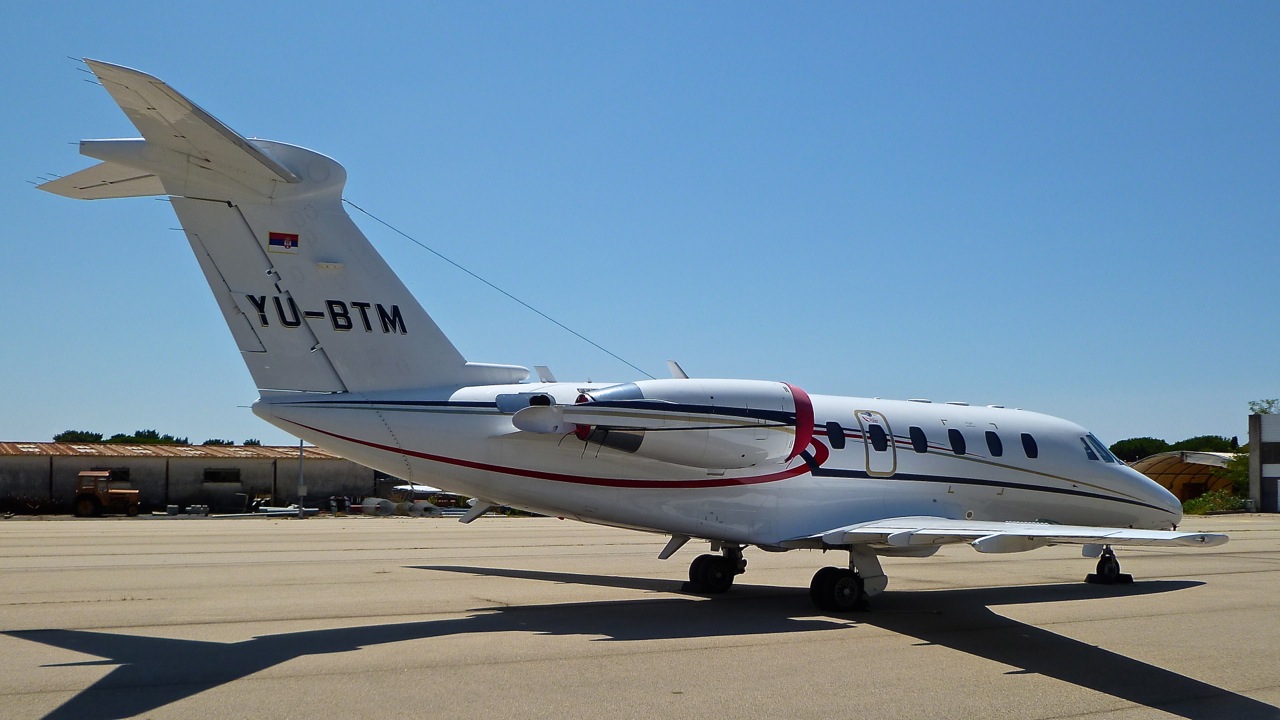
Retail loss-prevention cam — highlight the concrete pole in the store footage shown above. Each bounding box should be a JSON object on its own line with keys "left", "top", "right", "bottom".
{"left": 1249, "top": 414, "right": 1261, "bottom": 511}
{"left": 297, "top": 438, "right": 307, "bottom": 519}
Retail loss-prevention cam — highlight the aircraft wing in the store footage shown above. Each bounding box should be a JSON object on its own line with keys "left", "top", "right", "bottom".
{"left": 789, "top": 516, "right": 1228, "bottom": 554}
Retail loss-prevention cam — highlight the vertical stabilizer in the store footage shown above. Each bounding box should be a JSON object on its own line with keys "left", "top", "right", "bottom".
{"left": 40, "top": 60, "right": 528, "bottom": 394}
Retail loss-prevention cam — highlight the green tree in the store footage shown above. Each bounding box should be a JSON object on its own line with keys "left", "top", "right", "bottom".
{"left": 201, "top": 438, "right": 234, "bottom": 446}
{"left": 1215, "top": 449, "right": 1250, "bottom": 496}
{"left": 53, "top": 430, "right": 104, "bottom": 443}
{"left": 1249, "top": 399, "right": 1278, "bottom": 414}
{"left": 243, "top": 439, "right": 262, "bottom": 446}
{"left": 105, "top": 429, "right": 188, "bottom": 445}
{"left": 1168, "top": 435, "right": 1237, "bottom": 453}
{"left": 1109, "top": 437, "right": 1170, "bottom": 462}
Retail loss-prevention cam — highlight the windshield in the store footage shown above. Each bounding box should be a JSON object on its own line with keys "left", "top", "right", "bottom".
{"left": 1083, "top": 433, "right": 1120, "bottom": 464}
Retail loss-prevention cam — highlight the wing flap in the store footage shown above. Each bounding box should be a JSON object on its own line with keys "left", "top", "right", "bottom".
{"left": 799, "top": 516, "right": 1227, "bottom": 554}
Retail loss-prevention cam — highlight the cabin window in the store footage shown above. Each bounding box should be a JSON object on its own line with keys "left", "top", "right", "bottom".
{"left": 1021, "top": 433, "right": 1038, "bottom": 459}
{"left": 985, "top": 431, "right": 1003, "bottom": 457}
{"left": 948, "top": 428, "right": 966, "bottom": 456}
{"left": 868, "top": 424, "right": 889, "bottom": 452}
{"left": 1080, "top": 437, "right": 1100, "bottom": 461}
{"left": 909, "top": 426, "right": 929, "bottom": 453}
{"left": 826, "top": 422, "right": 846, "bottom": 450}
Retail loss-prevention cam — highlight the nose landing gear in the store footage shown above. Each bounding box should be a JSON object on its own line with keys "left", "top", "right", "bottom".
{"left": 1085, "top": 546, "right": 1134, "bottom": 585}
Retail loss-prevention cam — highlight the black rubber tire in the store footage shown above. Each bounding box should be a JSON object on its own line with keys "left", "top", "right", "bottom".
{"left": 700, "top": 556, "right": 736, "bottom": 594}
{"left": 688, "top": 554, "right": 713, "bottom": 590}
{"left": 815, "top": 568, "right": 864, "bottom": 612}
{"left": 809, "top": 567, "right": 841, "bottom": 610}
{"left": 1096, "top": 554, "right": 1121, "bottom": 583}
{"left": 74, "top": 496, "right": 99, "bottom": 518}
{"left": 125, "top": 504, "right": 140, "bottom": 517}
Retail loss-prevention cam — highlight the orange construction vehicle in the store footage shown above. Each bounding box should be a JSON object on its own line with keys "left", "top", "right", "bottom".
{"left": 73, "top": 469, "right": 141, "bottom": 517}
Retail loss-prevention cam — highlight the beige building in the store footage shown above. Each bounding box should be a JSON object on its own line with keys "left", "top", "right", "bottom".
{"left": 0, "top": 442, "right": 389, "bottom": 513}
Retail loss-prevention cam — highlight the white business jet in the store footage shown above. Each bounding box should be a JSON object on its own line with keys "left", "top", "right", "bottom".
{"left": 41, "top": 60, "right": 1226, "bottom": 611}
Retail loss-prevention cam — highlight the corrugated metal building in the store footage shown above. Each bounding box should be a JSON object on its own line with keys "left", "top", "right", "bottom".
{"left": 0, "top": 442, "right": 385, "bottom": 512}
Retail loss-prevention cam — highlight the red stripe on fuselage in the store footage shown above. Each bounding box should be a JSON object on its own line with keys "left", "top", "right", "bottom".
{"left": 786, "top": 383, "right": 814, "bottom": 461}
{"left": 287, "top": 420, "right": 819, "bottom": 489}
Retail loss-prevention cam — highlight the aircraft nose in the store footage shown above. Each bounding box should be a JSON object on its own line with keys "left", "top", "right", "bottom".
{"left": 1154, "top": 483, "right": 1183, "bottom": 524}
{"left": 1130, "top": 466, "right": 1182, "bottom": 528}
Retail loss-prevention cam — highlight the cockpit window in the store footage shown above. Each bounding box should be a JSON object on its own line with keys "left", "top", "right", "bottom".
{"left": 1085, "top": 433, "right": 1118, "bottom": 463}
{"left": 1080, "top": 437, "right": 1100, "bottom": 461}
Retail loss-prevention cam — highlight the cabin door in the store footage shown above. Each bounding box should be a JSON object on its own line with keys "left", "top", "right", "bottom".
{"left": 856, "top": 409, "right": 897, "bottom": 477}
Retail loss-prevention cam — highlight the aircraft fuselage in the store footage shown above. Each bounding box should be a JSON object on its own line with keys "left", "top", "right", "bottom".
{"left": 254, "top": 381, "right": 1181, "bottom": 547}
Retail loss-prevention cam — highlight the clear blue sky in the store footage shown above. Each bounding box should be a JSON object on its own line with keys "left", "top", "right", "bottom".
{"left": 3, "top": 2, "right": 1276, "bottom": 448}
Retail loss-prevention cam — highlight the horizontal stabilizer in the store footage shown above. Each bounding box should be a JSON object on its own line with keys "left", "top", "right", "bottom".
{"left": 83, "top": 59, "right": 299, "bottom": 186}
{"left": 38, "top": 161, "right": 164, "bottom": 199}
{"left": 790, "top": 516, "right": 1228, "bottom": 553}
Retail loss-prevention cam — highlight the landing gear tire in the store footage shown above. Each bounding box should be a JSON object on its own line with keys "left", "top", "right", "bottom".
{"left": 688, "top": 554, "right": 711, "bottom": 587}
{"left": 809, "top": 567, "right": 840, "bottom": 610}
{"left": 810, "top": 567, "right": 868, "bottom": 612}
{"left": 686, "top": 554, "right": 736, "bottom": 594}
{"left": 1085, "top": 546, "right": 1133, "bottom": 585}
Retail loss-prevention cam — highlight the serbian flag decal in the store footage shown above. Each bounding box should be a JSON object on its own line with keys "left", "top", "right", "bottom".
{"left": 268, "top": 232, "right": 300, "bottom": 253}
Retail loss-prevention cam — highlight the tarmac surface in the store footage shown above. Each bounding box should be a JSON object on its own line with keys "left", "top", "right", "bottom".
{"left": 0, "top": 513, "right": 1277, "bottom": 720}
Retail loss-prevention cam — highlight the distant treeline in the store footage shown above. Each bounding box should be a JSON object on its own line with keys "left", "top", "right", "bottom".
{"left": 53, "top": 429, "right": 261, "bottom": 446}
{"left": 1107, "top": 435, "right": 1239, "bottom": 463}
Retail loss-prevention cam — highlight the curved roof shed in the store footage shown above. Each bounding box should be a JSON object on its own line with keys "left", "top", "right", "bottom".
{"left": 1131, "top": 451, "right": 1239, "bottom": 501}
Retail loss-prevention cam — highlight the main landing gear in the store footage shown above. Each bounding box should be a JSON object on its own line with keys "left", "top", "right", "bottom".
{"left": 1085, "top": 545, "right": 1133, "bottom": 585}
{"left": 809, "top": 567, "right": 867, "bottom": 612}
{"left": 809, "top": 545, "right": 888, "bottom": 612}
{"left": 682, "top": 541, "right": 890, "bottom": 612}
{"left": 684, "top": 544, "right": 746, "bottom": 594}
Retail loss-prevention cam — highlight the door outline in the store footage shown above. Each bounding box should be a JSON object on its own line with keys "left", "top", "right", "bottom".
{"left": 856, "top": 409, "right": 897, "bottom": 477}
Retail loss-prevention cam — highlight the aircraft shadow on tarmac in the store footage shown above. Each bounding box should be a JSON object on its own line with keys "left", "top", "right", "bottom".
{"left": 6, "top": 570, "right": 1278, "bottom": 720}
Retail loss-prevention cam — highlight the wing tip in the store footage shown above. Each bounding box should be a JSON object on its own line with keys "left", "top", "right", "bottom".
{"left": 1184, "top": 532, "right": 1230, "bottom": 547}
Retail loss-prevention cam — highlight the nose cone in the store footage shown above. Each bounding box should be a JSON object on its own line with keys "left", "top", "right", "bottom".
{"left": 1126, "top": 465, "right": 1183, "bottom": 528}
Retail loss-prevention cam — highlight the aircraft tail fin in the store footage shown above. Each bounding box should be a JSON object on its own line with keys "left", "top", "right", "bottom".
{"left": 41, "top": 59, "right": 527, "bottom": 394}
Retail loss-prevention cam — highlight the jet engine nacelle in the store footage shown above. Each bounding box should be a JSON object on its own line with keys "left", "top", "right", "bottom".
{"left": 513, "top": 378, "right": 813, "bottom": 470}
